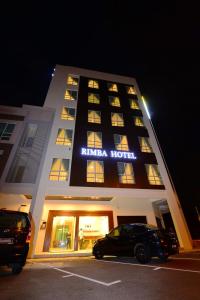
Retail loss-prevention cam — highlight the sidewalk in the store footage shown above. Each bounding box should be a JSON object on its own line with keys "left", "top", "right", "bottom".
{"left": 31, "top": 249, "right": 200, "bottom": 259}
{"left": 180, "top": 247, "right": 200, "bottom": 253}
{"left": 32, "top": 251, "right": 92, "bottom": 259}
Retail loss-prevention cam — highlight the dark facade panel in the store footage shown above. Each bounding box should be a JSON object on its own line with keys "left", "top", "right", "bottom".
{"left": 117, "top": 216, "right": 147, "bottom": 225}
{"left": 70, "top": 76, "right": 165, "bottom": 190}
{"left": 0, "top": 114, "right": 25, "bottom": 121}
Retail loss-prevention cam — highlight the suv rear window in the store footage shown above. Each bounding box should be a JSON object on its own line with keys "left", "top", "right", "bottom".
{"left": 0, "top": 212, "right": 27, "bottom": 229}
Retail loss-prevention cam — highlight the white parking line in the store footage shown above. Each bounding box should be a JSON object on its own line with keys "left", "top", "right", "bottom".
{"left": 97, "top": 259, "right": 200, "bottom": 274}
{"left": 36, "top": 263, "right": 121, "bottom": 287}
{"left": 153, "top": 267, "right": 161, "bottom": 271}
{"left": 62, "top": 274, "right": 74, "bottom": 278}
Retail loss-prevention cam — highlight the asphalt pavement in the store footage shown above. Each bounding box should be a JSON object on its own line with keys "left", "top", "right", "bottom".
{"left": 0, "top": 252, "right": 200, "bottom": 300}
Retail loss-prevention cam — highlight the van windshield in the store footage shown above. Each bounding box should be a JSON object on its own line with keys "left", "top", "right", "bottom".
{"left": 0, "top": 212, "right": 27, "bottom": 228}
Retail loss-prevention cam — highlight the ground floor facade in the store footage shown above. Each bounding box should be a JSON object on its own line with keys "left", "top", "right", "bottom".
{"left": 0, "top": 185, "right": 193, "bottom": 256}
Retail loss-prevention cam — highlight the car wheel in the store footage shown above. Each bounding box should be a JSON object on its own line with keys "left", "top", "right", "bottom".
{"left": 135, "top": 243, "right": 151, "bottom": 264}
{"left": 94, "top": 248, "right": 104, "bottom": 259}
{"left": 159, "top": 254, "right": 169, "bottom": 262}
{"left": 11, "top": 263, "right": 23, "bottom": 275}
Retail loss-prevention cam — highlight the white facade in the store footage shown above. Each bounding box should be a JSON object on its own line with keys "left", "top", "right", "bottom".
{"left": 0, "top": 65, "right": 192, "bottom": 257}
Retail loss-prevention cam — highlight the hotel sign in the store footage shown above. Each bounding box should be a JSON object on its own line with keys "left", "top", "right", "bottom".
{"left": 81, "top": 147, "right": 137, "bottom": 159}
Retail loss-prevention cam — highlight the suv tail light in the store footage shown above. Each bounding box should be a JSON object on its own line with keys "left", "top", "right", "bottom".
{"left": 26, "top": 227, "right": 31, "bottom": 243}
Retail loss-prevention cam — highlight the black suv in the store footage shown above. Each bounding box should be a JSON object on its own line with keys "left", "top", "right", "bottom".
{"left": 0, "top": 210, "right": 31, "bottom": 274}
{"left": 93, "top": 223, "right": 179, "bottom": 263}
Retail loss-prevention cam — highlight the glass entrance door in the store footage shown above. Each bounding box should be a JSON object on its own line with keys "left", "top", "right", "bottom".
{"left": 50, "top": 216, "right": 76, "bottom": 252}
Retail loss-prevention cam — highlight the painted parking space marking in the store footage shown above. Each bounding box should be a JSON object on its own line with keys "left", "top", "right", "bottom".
{"left": 62, "top": 274, "right": 74, "bottom": 278}
{"left": 153, "top": 267, "right": 161, "bottom": 270}
{"left": 36, "top": 262, "right": 121, "bottom": 287}
{"left": 97, "top": 259, "right": 200, "bottom": 274}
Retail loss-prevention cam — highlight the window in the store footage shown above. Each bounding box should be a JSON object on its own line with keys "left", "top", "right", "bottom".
{"left": 56, "top": 129, "right": 73, "bottom": 146}
{"left": 64, "top": 90, "right": 78, "bottom": 101}
{"left": 134, "top": 116, "right": 144, "bottom": 127}
{"left": 49, "top": 158, "right": 69, "bottom": 181}
{"left": 87, "top": 160, "right": 104, "bottom": 182}
{"left": 6, "top": 123, "right": 45, "bottom": 184}
{"left": 67, "top": 75, "right": 79, "bottom": 86}
{"left": 114, "top": 134, "right": 129, "bottom": 151}
{"left": 129, "top": 99, "right": 139, "bottom": 109}
{"left": 88, "top": 93, "right": 100, "bottom": 104}
{"left": 111, "top": 113, "right": 124, "bottom": 127}
{"left": 109, "top": 227, "right": 120, "bottom": 237}
{"left": 126, "top": 86, "right": 136, "bottom": 95}
{"left": 88, "top": 79, "right": 99, "bottom": 89}
{"left": 145, "top": 164, "right": 163, "bottom": 185}
{"left": 0, "top": 123, "right": 15, "bottom": 141}
{"left": 109, "top": 96, "right": 120, "bottom": 107}
{"left": 87, "top": 131, "right": 102, "bottom": 148}
{"left": 61, "top": 107, "right": 76, "bottom": 120}
{"left": 139, "top": 137, "right": 152, "bottom": 153}
{"left": 108, "top": 83, "right": 118, "bottom": 92}
{"left": 0, "top": 212, "right": 28, "bottom": 229}
{"left": 21, "top": 124, "right": 38, "bottom": 147}
{"left": 88, "top": 110, "right": 101, "bottom": 124}
{"left": 117, "top": 162, "right": 135, "bottom": 184}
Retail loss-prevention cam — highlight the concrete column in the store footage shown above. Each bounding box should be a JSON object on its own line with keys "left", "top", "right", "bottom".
{"left": 167, "top": 191, "right": 192, "bottom": 250}
{"left": 28, "top": 189, "right": 46, "bottom": 258}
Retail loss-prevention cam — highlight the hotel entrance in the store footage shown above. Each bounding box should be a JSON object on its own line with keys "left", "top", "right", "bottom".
{"left": 49, "top": 216, "right": 76, "bottom": 252}
{"left": 43, "top": 210, "right": 113, "bottom": 253}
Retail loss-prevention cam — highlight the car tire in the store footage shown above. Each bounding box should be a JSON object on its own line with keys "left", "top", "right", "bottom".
{"left": 11, "top": 263, "right": 23, "bottom": 275}
{"left": 94, "top": 248, "right": 104, "bottom": 259}
{"left": 159, "top": 254, "right": 169, "bottom": 262}
{"left": 135, "top": 243, "right": 151, "bottom": 264}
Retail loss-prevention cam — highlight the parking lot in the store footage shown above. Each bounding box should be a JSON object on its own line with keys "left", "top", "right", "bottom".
{"left": 0, "top": 253, "right": 200, "bottom": 300}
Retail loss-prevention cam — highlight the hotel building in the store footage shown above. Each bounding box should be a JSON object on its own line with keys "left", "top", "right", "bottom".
{"left": 0, "top": 65, "right": 192, "bottom": 256}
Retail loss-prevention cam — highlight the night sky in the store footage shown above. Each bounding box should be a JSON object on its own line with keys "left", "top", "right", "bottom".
{"left": 1, "top": 2, "right": 199, "bottom": 237}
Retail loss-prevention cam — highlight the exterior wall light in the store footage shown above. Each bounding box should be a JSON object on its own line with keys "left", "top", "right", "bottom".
{"left": 141, "top": 96, "right": 151, "bottom": 119}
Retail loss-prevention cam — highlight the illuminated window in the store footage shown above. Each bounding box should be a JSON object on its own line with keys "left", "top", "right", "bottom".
{"left": 87, "top": 131, "right": 102, "bottom": 148}
{"left": 88, "top": 110, "right": 101, "bottom": 124}
{"left": 139, "top": 137, "right": 152, "bottom": 153}
{"left": 56, "top": 129, "right": 73, "bottom": 146}
{"left": 67, "top": 75, "right": 79, "bottom": 86}
{"left": 108, "top": 83, "right": 118, "bottom": 92}
{"left": 0, "top": 123, "right": 15, "bottom": 141}
{"left": 134, "top": 116, "right": 144, "bottom": 127}
{"left": 88, "top": 79, "right": 99, "bottom": 89}
{"left": 114, "top": 134, "right": 129, "bottom": 151}
{"left": 109, "top": 96, "right": 120, "bottom": 107}
{"left": 111, "top": 113, "right": 124, "bottom": 127}
{"left": 145, "top": 164, "right": 163, "bottom": 185}
{"left": 78, "top": 216, "right": 109, "bottom": 250}
{"left": 117, "top": 162, "right": 135, "bottom": 184}
{"left": 49, "top": 158, "right": 69, "bottom": 181}
{"left": 126, "top": 86, "right": 136, "bottom": 95}
{"left": 64, "top": 90, "right": 78, "bottom": 101}
{"left": 129, "top": 99, "right": 139, "bottom": 109}
{"left": 61, "top": 107, "right": 75, "bottom": 120}
{"left": 88, "top": 93, "right": 100, "bottom": 104}
{"left": 87, "top": 160, "right": 104, "bottom": 182}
